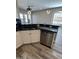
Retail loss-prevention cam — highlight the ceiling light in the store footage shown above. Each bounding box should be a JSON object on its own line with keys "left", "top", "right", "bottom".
{"left": 27, "top": 6, "right": 32, "bottom": 15}
{"left": 46, "top": 10, "right": 51, "bottom": 14}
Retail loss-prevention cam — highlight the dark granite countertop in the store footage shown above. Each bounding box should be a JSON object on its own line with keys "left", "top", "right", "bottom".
{"left": 16, "top": 24, "right": 59, "bottom": 32}
{"left": 39, "top": 27, "right": 58, "bottom": 32}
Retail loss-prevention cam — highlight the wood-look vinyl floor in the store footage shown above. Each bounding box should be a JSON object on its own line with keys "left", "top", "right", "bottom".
{"left": 16, "top": 43, "right": 62, "bottom": 59}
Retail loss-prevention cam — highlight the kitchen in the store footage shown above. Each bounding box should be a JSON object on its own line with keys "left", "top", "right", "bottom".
{"left": 16, "top": 0, "right": 62, "bottom": 59}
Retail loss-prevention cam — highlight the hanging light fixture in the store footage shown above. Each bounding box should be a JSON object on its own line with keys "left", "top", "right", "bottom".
{"left": 27, "top": 6, "right": 32, "bottom": 15}
{"left": 26, "top": 6, "right": 32, "bottom": 23}
{"left": 26, "top": 0, "right": 32, "bottom": 14}
{"left": 26, "top": 0, "right": 32, "bottom": 23}
{"left": 46, "top": 10, "right": 51, "bottom": 14}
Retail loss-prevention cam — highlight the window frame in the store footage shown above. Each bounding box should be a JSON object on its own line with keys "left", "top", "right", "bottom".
{"left": 19, "top": 13, "right": 31, "bottom": 24}
{"left": 53, "top": 11, "right": 62, "bottom": 25}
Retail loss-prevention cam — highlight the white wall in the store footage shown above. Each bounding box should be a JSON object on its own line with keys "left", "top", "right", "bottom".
{"left": 32, "top": 7, "right": 62, "bottom": 24}
{"left": 56, "top": 26, "right": 62, "bottom": 46}
{"left": 16, "top": 8, "right": 18, "bottom": 18}
{"left": 16, "top": 6, "right": 20, "bottom": 18}
{"left": 32, "top": 10, "right": 52, "bottom": 24}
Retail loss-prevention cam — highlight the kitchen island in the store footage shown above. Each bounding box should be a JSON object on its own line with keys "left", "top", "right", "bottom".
{"left": 16, "top": 24, "right": 59, "bottom": 49}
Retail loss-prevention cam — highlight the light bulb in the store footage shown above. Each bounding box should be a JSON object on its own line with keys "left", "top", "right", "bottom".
{"left": 27, "top": 11, "right": 31, "bottom": 15}
{"left": 46, "top": 10, "right": 51, "bottom": 14}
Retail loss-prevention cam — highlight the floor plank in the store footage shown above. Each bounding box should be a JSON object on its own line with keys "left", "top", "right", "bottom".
{"left": 16, "top": 43, "right": 62, "bottom": 59}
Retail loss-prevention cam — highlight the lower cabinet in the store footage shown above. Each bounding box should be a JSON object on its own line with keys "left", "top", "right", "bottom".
{"left": 31, "top": 30, "right": 40, "bottom": 43}
{"left": 16, "top": 30, "right": 40, "bottom": 48}
{"left": 16, "top": 32, "right": 23, "bottom": 48}
{"left": 21, "top": 31, "right": 31, "bottom": 44}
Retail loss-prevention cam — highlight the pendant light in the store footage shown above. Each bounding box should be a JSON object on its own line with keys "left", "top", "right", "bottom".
{"left": 27, "top": 6, "right": 32, "bottom": 15}
{"left": 26, "top": 0, "right": 32, "bottom": 23}
{"left": 26, "top": 6, "right": 32, "bottom": 23}
{"left": 46, "top": 10, "right": 51, "bottom": 14}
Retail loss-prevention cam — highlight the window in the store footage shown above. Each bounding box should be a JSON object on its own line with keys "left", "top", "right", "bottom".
{"left": 19, "top": 13, "right": 31, "bottom": 24}
{"left": 19, "top": 13, "right": 23, "bottom": 19}
{"left": 24, "top": 14, "right": 28, "bottom": 23}
{"left": 19, "top": 13, "right": 24, "bottom": 24}
{"left": 53, "top": 11, "right": 62, "bottom": 25}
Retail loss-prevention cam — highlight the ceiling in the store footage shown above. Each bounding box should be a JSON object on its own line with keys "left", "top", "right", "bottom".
{"left": 17, "top": 0, "right": 62, "bottom": 11}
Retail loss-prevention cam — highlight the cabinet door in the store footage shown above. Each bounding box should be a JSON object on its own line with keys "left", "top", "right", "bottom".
{"left": 16, "top": 32, "right": 23, "bottom": 48}
{"left": 21, "top": 31, "right": 31, "bottom": 44}
{"left": 40, "top": 30, "right": 47, "bottom": 45}
{"left": 31, "top": 30, "right": 40, "bottom": 43}
{"left": 45, "top": 32, "right": 54, "bottom": 47}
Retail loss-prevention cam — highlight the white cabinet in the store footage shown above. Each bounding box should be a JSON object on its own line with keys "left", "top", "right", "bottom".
{"left": 16, "top": 32, "right": 23, "bottom": 48}
{"left": 21, "top": 30, "right": 40, "bottom": 44}
{"left": 30, "top": 30, "right": 40, "bottom": 43}
{"left": 16, "top": 30, "right": 40, "bottom": 48}
{"left": 21, "top": 31, "right": 31, "bottom": 44}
